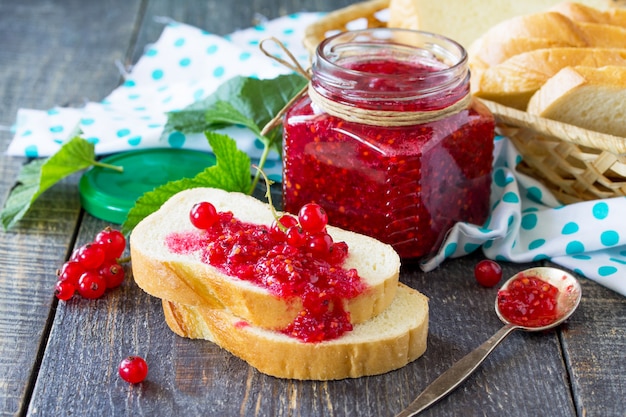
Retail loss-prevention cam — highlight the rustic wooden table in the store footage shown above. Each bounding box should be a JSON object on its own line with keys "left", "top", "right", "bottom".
{"left": 1, "top": 1, "right": 625, "bottom": 416}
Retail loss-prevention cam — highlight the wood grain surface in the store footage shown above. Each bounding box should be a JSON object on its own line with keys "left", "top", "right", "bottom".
{"left": 1, "top": 1, "right": 625, "bottom": 416}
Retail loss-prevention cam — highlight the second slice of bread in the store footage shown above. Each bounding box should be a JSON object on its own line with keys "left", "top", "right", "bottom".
{"left": 162, "top": 283, "right": 429, "bottom": 380}
{"left": 130, "top": 187, "right": 400, "bottom": 330}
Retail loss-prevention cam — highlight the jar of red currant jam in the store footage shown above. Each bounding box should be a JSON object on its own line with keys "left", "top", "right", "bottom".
{"left": 282, "top": 29, "right": 495, "bottom": 259}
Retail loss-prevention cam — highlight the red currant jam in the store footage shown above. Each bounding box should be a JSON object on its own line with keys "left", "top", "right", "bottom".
{"left": 282, "top": 29, "right": 494, "bottom": 259}
{"left": 165, "top": 211, "right": 365, "bottom": 343}
{"left": 497, "top": 275, "right": 560, "bottom": 327}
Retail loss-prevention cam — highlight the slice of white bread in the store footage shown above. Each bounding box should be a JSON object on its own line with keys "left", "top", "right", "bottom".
{"left": 551, "top": 1, "right": 626, "bottom": 26}
{"left": 527, "top": 65, "right": 626, "bottom": 136}
{"left": 471, "top": 47, "right": 626, "bottom": 109}
{"left": 130, "top": 187, "right": 400, "bottom": 330}
{"left": 468, "top": 12, "right": 626, "bottom": 70}
{"left": 386, "top": 0, "right": 613, "bottom": 48}
{"left": 162, "top": 283, "right": 429, "bottom": 380}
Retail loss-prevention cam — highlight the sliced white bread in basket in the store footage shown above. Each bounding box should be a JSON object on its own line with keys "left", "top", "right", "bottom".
{"left": 550, "top": 1, "right": 626, "bottom": 26}
{"left": 471, "top": 47, "right": 626, "bottom": 109}
{"left": 130, "top": 187, "right": 400, "bottom": 330}
{"left": 468, "top": 11, "right": 626, "bottom": 70}
{"left": 526, "top": 65, "right": 626, "bottom": 136}
{"left": 386, "top": 0, "right": 614, "bottom": 49}
{"left": 162, "top": 282, "right": 429, "bottom": 380}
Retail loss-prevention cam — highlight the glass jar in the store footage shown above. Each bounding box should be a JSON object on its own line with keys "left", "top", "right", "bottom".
{"left": 282, "top": 29, "right": 495, "bottom": 259}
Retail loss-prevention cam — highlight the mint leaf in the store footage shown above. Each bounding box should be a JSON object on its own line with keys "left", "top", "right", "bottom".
{"left": 1, "top": 137, "right": 108, "bottom": 231}
{"left": 121, "top": 132, "right": 252, "bottom": 234}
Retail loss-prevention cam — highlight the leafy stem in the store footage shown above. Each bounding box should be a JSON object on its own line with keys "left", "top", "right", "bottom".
{"left": 93, "top": 160, "right": 124, "bottom": 173}
{"left": 249, "top": 138, "right": 272, "bottom": 195}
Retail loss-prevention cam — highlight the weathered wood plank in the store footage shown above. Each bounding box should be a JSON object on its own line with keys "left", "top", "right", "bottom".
{"left": 0, "top": 0, "right": 143, "bottom": 415}
{"left": 563, "top": 278, "right": 626, "bottom": 417}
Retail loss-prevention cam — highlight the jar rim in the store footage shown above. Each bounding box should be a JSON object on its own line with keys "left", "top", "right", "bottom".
{"left": 312, "top": 28, "right": 469, "bottom": 109}
{"left": 316, "top": 28, "right": 467, "bottom": 79}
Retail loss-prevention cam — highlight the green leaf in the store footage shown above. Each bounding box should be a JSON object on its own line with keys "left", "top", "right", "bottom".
{"left": 121, "top": 132, "right": 252, "bottom": 234}
{"left": 205, "top": 101, "right": 261, "bottom": 136}
{"left": 1, "top": 137, "right": 102, "bottom": 231}
{"left": 161, "top": 73, "right": 307, "bottom": 142}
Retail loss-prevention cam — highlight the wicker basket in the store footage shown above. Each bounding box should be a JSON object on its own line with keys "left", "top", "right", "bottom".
{"left": 303, "top": 0, "right": 626, "bottom": 204}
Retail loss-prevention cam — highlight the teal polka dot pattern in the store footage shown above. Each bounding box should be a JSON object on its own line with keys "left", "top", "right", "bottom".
{"left": 566, "top": 241, "right": 585, "bottom": 255}
{"left": 521, "top": 213, "right": 537, "bottom": 230}
{"left": 444, "top": 242, "right": 457, "bottom": 257}
{"left": 168, "top": 131, "right": 186, "bottom": 148}
{"left": 562, "top": 222, "right": 579, "bottom": 235}
{"left": 599, "top": 266, "right": 618, "bottom": 276}
{"left": 502, "top": 192, "right": 519, "bottom": 204}
{"left": 592, "top": 202, "right": 609, "bottom": 219}
{"left": 25, "top": 145, "right": 38, "bottom": 158}
{"left": 601, "top": 230, "right": 619, "bottom": 247}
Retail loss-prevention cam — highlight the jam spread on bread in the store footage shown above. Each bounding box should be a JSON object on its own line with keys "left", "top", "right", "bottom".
{"left": 166, "top": 209, "right": 366, "bottom": 343}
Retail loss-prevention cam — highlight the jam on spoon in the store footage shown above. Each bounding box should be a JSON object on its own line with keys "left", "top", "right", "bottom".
{"left": 396, "top": 267, "right": 582, "bottom": 417}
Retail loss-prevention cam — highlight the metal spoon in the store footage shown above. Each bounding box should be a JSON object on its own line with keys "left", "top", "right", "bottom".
{"left": 395, "top": 266, "right": 582, "bottom": 417}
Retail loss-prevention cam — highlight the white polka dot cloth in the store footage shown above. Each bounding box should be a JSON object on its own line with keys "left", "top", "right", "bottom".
{"left": 6, "top": 14, "right": 626, "bottom": 296}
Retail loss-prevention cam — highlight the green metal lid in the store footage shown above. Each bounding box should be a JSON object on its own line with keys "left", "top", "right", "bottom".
{"left": 79, "top": 148, "right": 216, "bottom": 224}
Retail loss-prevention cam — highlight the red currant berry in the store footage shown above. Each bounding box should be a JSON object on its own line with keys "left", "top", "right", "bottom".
{"left": 474, "top": 260, "right": 503, "bottom": 287}
{"left": 286, "top": 226, "right": 307, "bottom": 247}
{"left": 118, "top": 356, "right": 148, "bottom": 384}
{"left": 54, "top": 280, "right": 75, "bottom": 301}
{"left": 77, "top": 271, "right": 107, "bottom": 299}
{"left": 189, "top": 201, "right": 218, "bottom": 229}
{"left": 269, "top": 215, "right": 299, "bottom": 240}
{"left": 298, "top": 203, "right": 328, "bottom": 234}
{"left": 57, "top": 261, "right": 85, "bottom": 286}
{"left": 307, "top": 232, "right": 334, "bottom": 259}
{"left": 99, "top": 261, "right": 125, "bottom": 289}
{"left": 327, "top": 241, "right": 349, "bottom": 265}
{"left": 75, "top": 243, "right": 106, "bottom": 270}
{"left": 95, "top": 227, "right": 126, "bottom": 261}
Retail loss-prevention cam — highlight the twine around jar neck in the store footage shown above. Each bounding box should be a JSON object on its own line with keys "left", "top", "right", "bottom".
{"left": 258, "top": 37, "right": 471, "bottom": 133}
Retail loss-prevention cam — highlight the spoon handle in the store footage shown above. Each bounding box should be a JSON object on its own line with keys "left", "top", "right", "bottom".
{"left": 395, "top": 323, "right": 518, "bottom": 417}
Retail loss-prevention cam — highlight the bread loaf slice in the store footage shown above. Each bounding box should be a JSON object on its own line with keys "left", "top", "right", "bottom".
{"left": 468, "top": 11, "right": 626, "bottom": 71}
{"left": 527, "top": 65, "right": 626, "bottom": 136}
{"left": 162, "top": 283, "right": 429, "bottom": 380}
{"left": 468, "top": 12, "right": 589, "bottom": 70}
{"left": 471, "top": 47, "right": 626, "bottom": 109}
{"left": 387, "top": 0, "right": 612, "bottom": 48}
{"left": 130, "top": 187, "right": 400, "bottom": 330}
{"left": 551, "top": 1, "right": 626, "bottom": 26}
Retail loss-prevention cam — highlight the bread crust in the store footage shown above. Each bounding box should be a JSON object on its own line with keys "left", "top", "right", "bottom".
{"left": 469, "top": 12, "right": 626, "bottom": 71}
{"left": 471, "top": 47, "right": 626, "bottom": 109}
{"left": 130, "top": 188, "right": 400, "bottom": 330}
{"left": 162, "top": 283, "right": 429, "bottom": 380}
